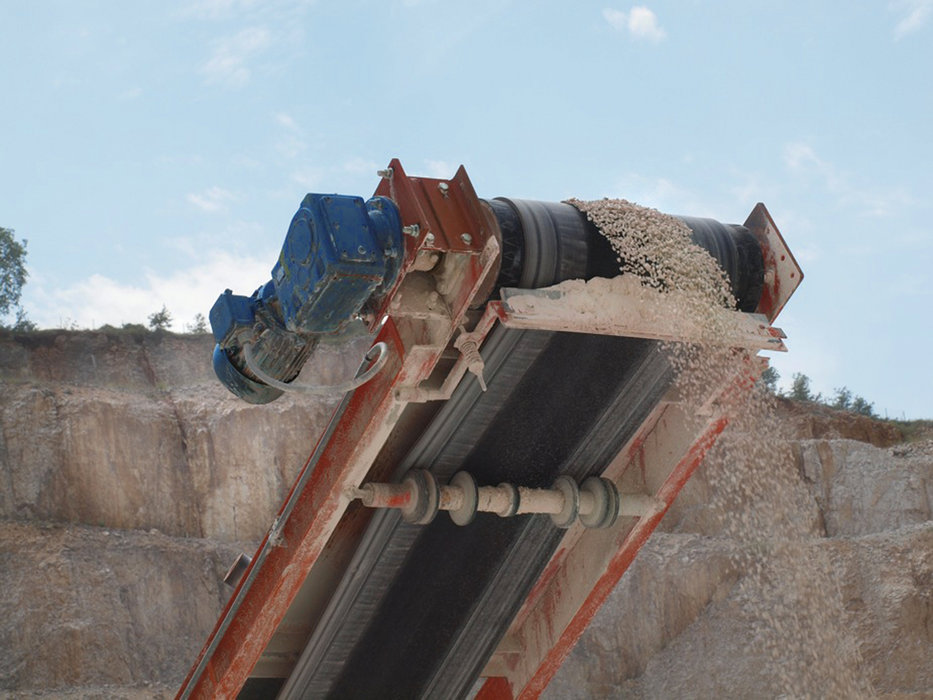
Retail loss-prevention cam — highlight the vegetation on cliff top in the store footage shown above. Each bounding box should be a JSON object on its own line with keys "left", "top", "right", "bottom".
{"left": 761, "top": 366, "right": 878, "bottom": 418}
{"left": 0, "top": 226, "right": 34, "bottom": 331}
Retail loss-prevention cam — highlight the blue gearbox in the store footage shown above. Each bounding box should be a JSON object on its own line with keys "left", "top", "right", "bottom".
{"left": 209, "top": 193, "right": 403, "bottom": 404}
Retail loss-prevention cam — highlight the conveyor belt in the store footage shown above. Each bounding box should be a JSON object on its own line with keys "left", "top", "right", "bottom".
{"left": 268, "top": 198, "right": 761, "bottom": 699}
{"left": 182, "top": 159, "right": 794, "bottom": 700}
{"left": 276, "top": 327, "right": 671, "bottom": 699}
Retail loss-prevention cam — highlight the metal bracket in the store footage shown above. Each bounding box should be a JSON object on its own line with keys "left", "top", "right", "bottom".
{"left": 396, "top": 296, "right": 501, "bottom": 403}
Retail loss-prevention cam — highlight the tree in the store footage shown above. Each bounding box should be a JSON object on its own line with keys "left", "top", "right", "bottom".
{"left": 851, "top": 396, "right": 875, "bottom": 418}
{"left": 188, "top": 312, "right": 208, "bottom": 334}
{"left": 789, "top": 373, "right": 814, "bottom": 402}
{"left": 148, "top": 305, "right": 173, "bottom": 331}
{"left": 832, "top": 387, "right": 853, "bottom": 411}
{"left": 759, "top": 366, "right": 780, "bottom": 394}
{"left": 0, "top": 227, "right": 32, "bottom": 329}
{"left": 786, "top": 373, "right": 878, "bottom": 418}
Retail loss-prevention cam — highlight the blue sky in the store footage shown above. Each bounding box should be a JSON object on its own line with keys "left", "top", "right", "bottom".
{"left": 1, "top": 1, "right": 931, "bottom": 418}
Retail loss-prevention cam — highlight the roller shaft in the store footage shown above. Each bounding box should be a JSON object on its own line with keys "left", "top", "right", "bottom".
{"left": 352, "top": 470, "right": 663, "bottom": 529}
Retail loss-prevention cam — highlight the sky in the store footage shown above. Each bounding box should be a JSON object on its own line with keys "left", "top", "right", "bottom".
{"left": 1, "top": 0, "right": 931, "bottom": 418}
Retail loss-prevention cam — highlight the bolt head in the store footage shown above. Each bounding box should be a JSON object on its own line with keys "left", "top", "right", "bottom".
{"left": 438, "top": 182, "right": 450, "bottom": 195}
{"left": 425, "top": 232, "right": 436, "bottom": 245}
{"left": 460, "top": 233, "right": 473, "bottom": 245}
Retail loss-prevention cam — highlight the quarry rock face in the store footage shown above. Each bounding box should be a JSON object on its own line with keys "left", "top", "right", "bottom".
{"left": 546, "top": 434, "right": 933, "bottom": 699}
{"left": 0, "top": 330, "right": 930, "bottom": 697}
{"left": 0, "top": 331, "right": 350, "bottom": 544}
{"left": 0, "top": 330, "right": 358, "bottom": 696}
{"left": 798, "top": 439, "right": 933, "bottom": 537}
{"left": 0, "top": 521, "right": 237, "bottom": 696}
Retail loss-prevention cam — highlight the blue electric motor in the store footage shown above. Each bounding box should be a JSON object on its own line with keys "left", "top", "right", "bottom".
{"left": 209, "top": 193, "right": 403, "bottom": 404}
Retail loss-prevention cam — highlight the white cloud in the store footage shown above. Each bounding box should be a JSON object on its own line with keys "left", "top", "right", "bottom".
{"left": 287, "top": 157, "right": 385, "bottom": 193}
{"left": 783, "top": 141, "right": 849, "bottom": 196}
{"left": 156, "top": 153, "right": 206, "bottom": 168}
{"left": 291, "top": 166, "right": 326, "bottom": 190}
{"left": 782, "top": 142, "right": 821, "bottom": 171}
{"left": 783, "top": 141, "right": 914, "bottom": 218}
{"left": 275, "top": 112, "right": 299, "bottom": 131}
{"left": 891, "top": 271, "right": 933, "bottom": 297}
{"left": 611, "top": 173, "right": 718, "bottom": 218}
{"left": 727, "top": 170, "right": 778, "bottom": 209}
{"left": 603, "top": 8, "right": 627, "bottom": 31}
{"left": 179, "top": 0, "right": 316, "bottom": 24}
{"left": 893, "top": 0, "right": 932, "bottom": 38}
{"left": 628, "top": 6, "right": 666, "bottom": 41}
{"left": 342, "top": 157, "right": 382, "bottom": 175}
{"left": 25, "top": 251, "right": 274, "bottom": 332}
{"left": 200, "top": 27, "right": 271, "bottom": 88}
{"left": 275, "top": 135, "right": 307, "bottom": 160}
{"left": 273, "top": 112, "right": 307, "bottom": 159}
{"left": 187, "top": 186, "right": 236, "bottom": 212}
{"left": 791, "top": 243, "right": 822, "bottom": 265}
{"left": 603, "top": 6, "right": 666, "bottom": 42}
{"left": 855, "top": 187, "right": 914, "bottom": 218}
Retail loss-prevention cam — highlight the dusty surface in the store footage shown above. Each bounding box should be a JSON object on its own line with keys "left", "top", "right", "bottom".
{"left": 0, "top": 328, "right": 930, "bottom": 697}
{"left": 540, "top": 199, "right": 931, "bottom": 697}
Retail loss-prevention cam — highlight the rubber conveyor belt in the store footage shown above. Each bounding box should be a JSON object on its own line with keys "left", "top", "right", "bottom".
{"left": 274, "top": 326, "right": 672, "bottom": 699}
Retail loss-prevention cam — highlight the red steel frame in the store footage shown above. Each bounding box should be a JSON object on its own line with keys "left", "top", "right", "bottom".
{"left": 177, "top": 321, "right": 407, "bottom": 697}
{"left": 177, "top": 160, "right": 498, "bottom": 698}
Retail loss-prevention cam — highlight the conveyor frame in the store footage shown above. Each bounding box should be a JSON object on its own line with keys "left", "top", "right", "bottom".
{"left": 176, "top": 159, "right": 802, "bottom": 699}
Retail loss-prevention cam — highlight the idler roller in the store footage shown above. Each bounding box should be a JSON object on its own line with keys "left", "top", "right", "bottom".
{"left": 352, "top": 470, "right": 662, "bottom": 529}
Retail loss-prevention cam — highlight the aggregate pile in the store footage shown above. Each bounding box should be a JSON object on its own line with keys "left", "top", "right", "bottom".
{"left": 566, "top": 197, "right": 734, "bottom": 311}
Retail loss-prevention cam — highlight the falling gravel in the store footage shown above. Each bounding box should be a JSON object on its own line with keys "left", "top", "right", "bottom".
{"left": 567, "top": 197, "right": 734, "bottom": 312}
{"left": 555, "top": 197, "right": 875, "bottom": 697}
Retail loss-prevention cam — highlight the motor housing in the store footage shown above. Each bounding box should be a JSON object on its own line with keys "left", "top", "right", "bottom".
{"left": 209, "top": 193, "right": 403, "bottom": 404}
